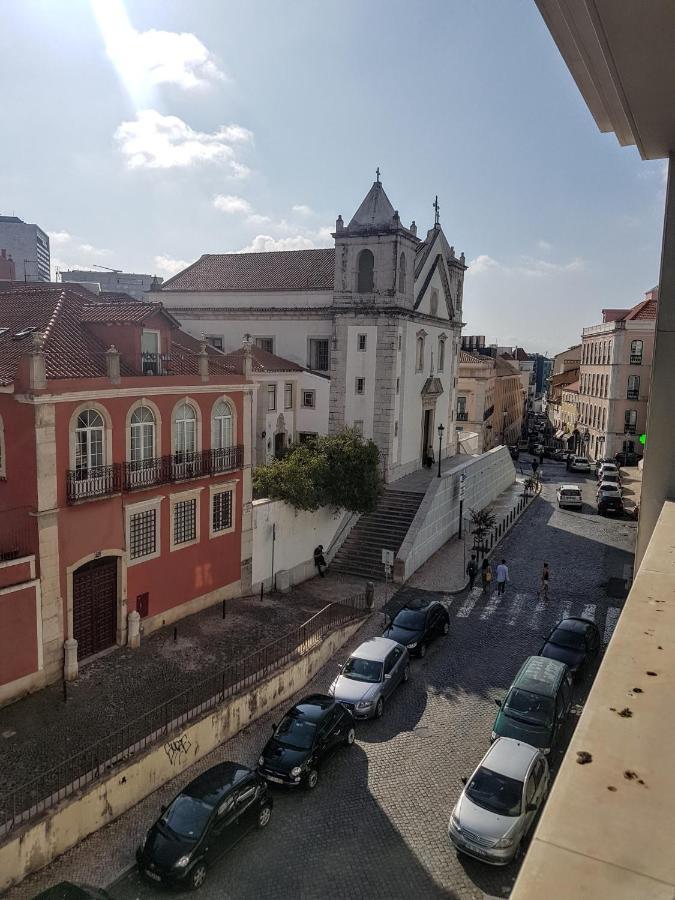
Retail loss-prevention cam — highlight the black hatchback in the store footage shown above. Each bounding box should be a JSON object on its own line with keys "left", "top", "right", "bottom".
{"left": 598, "top": 495, "right": 624, "bottom": 517}
{"left": 382, "top": 599, "right": 450, "bottom": 657}
{"left": 136, "top": 762, "right": 272, "bottom": 890}
{"left": 257, "top": 694, "right": 355, "bottom": 790}
{"left": 539, "top": 617, "right": 601, "bottom": 680}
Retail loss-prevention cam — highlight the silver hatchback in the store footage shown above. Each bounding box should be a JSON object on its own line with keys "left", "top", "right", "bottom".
{"left": 449, "top": 737, "right": 549, "bottom": 865}
{"left": 328, "top": 636, "right": 410, "bottom": 719}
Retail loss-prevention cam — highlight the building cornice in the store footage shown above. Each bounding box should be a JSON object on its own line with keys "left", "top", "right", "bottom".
{"left": 15, "top": 383, "right": 255, "bottom": 405}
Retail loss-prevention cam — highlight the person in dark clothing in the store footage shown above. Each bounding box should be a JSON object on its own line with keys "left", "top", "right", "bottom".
{"left": 566, "top": 453, "right": 572, "bottom": 471}
{"left": 466, "top": 555, "right": 478, "bottom": 590}
{"left": 313, "top": 545, "right": 327, "bottom": 577}
{"left": 481, "top": 558, "right": 492, "bottom": 593}
{"left": 531, "top": 459, "right": 539, "bottom": 475}
{"left": 539, "top": 562, "right": 550, "bottom": 599}
{"left": 539, "top": 450, "right": 544, "bottom": 465}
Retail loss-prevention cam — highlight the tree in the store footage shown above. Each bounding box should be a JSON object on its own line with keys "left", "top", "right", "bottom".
{"left": 523, "top": 476, "right": 539, "bottom": 496}
{"left": 253, "top": 429, "right": 382, "bottom": 514}
{"left": 469, "top": 507, "right": 497, "bottom": 553}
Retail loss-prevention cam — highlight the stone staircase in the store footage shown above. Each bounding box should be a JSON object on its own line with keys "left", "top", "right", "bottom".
{"left": 330, "top": 489, "right": 425, "bottom": 581}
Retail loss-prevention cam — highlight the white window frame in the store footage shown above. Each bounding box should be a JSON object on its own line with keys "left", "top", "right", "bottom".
{"left": 126, "top": 496, "right": 163, "bottom": 566}
{"left": 355, "top": 377, "right": 365, "bottom": 395}
{"left": 206, "top": 335, "right": 224, "bottom": 351}
{"left": 172, "top": 400, "right": 200, "bottom": 457}
{"left": 75, "top": 408, "right": 106, "bottom": 473}
{"left": 307, "top": 337, "right": 330, "bottom": 372}
{"left": 357, "top": 334, "right": 367, "bottom": 352}
{"left": 254, "top": 336, "right": 275, "bottom": 354}
{"left": 209, "top": 481, "right": 237, "bottom": 538}
{"left": 267, "top": 383, "right": 277, "bottom": 412}
{"left": 170, "top": 487, "right": 203, "bottom": 552}
{"left": 284, "top": 382, "right": 293, "bottom": 410}
{"left": 301, "top": 390, "right": 316, "bottom": 409}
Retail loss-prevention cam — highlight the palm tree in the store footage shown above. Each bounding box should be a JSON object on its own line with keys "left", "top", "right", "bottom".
{"left": 469, "top": 508, "right": 497, "bottom": 555}
{"left": 523, "top": 476, "right": 539, "bottom": 496}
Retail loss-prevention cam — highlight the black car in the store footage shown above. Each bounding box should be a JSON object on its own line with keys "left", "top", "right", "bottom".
{"left": 539, "top": 617, "right": 601, "bottom": 679}
{"left": 33, "top": 885, "right": 110, "bottom": 900}
{"left": 598, "top": 495, "right": 624, "bottom": 517}
{"left": 136, "top": 762, "right": 272, "bottom": 890}
{"left": 615, "top": 451, "right": 639, "bottom": 466}
{"left": 382, "top": 599, "right": 450, "bottom": 657}
{"left": 257, "top": 694, "right": 355, "bottom": 790}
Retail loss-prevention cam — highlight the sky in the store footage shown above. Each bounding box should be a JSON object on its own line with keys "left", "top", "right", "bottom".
{"left": 0, "top": 0, "right": 667, "bottom": 354}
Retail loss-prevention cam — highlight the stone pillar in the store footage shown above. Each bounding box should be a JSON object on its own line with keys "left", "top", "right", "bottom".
{"left": 106, "top": 345, "right": 121, "bottom": 384}
{"left": 198, "top": 341, "right": 209, "bottom": 383}
{"left": 63, "top": 638, "right": 78, "bottom": 681}
{"left": 29, "top": 331, "right": 47, "bottom": 390}
{"left": 127, "top": 610, "right": 141, "bottom": 649}
{"left": 242, "top": 338, "right": 253, "bottom": 379}
{"left": 636, "top": 154, "right": 675, "bottom": 566}
{"left": 240, "top": 387, "right": 254, "bottom": 595}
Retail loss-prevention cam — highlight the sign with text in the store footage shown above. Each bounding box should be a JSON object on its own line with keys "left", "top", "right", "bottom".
{"left": 381, "top": 549, "right": 394, "bottom": 566}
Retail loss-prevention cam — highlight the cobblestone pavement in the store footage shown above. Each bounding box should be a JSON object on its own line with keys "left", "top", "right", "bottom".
{"left": 7, "top": 460, "right": 636, "bottom": 900}
{"left": 0, "top": 573, "right": 370, "bottom": 795}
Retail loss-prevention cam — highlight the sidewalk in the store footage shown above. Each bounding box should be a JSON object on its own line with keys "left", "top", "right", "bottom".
{"left": 0, "top": 572, "right": 377, "bottom": 798}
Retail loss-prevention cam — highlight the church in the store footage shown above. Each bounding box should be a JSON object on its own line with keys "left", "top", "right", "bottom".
{"left": 153, "top": 176, "right": 467, "bottom": 483}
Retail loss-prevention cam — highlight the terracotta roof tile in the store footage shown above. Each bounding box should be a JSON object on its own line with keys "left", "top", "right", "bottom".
{"left": 221, "top": 346, "right": 304, "bottom": 374}
{"left": 622, "top": 297, "right": 657, "bottom": 321}
{"left": 160, "top": 249, "right": 335, "bottom": 292}
{"left": 81, "top": 301, "right": 171, "bottom": 325}
{"left": 459, "top": 350, "right": 489, "bottom": 364}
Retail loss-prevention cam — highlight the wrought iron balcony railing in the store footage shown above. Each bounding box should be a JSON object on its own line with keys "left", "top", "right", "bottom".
{"left": 66, "top": 465, "right": 122, "bottom": 503}
{"left": 624, "top": 424, "right": 637, "bottom": 435}
{"left": 629, "top": 354, "right": 643, "bottom": 365}
{"left": 456, "top": 411, "right": 469, "bottom": 421}
{"left": 141, "top": 352, "right": 171, "bottom": 375}
{"left": 627, "top": 389, "right": 640, "bottom": 401}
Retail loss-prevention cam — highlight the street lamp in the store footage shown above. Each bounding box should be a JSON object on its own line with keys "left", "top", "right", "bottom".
{"left": 502, "top": 409, "right": 508, "bottom": 446}
{"left": 437, "top": 423, "right": 444, "bottom": 478}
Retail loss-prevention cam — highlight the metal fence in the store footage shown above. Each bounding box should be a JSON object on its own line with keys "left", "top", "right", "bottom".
{"left": 0, "top": 593, "right": 369, "bottom": 838}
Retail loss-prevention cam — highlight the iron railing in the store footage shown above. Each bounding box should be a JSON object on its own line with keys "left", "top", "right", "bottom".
{"left": 66, "top": 465, "right": 122, "bottom": 503}
{"left": 629, "top": 354, "right": 643, "bottom": 365}
{"left": 624, "top": 424, "right": 637, "bottom": 434}
{"left": 0, "top": 507, "right": 37, "bottom": 561}
{"left": 0, "top": 593, "right": 369, "bottom": 837}
{"left": 456, "top": 411, "right": 469, "bottom": 421}
{"left": 626, "top": 390, "right": 640, "bottom": 401}
{"left": 141, "top": 352, "right": 171, "bottom": 375}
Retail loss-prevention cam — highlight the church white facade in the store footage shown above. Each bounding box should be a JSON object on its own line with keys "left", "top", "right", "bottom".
{"left": 153, "top": 178, "right": 466, "bottom": 483}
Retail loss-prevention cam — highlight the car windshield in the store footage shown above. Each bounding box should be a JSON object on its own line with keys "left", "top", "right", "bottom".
{"left": 505, "top": 689, "right": 553, "bottom": 728}
{"left": 465, "top": 766, "right": 523, "bottom": 817}
{"left": 393, "top": 609, "right": 426, "bottom": 630}
{"left": 274, "top": 714, "right": 317, "bottom": 750}
{"left": 549, "top": 626, "right": 585, "bottom": 650}
{"left": 162, "top": 795, "right": 212, "bottom": 841}
{"left": 561, "top": 490, "right": 579, "bottom": 497}
{"left": 342, "top": 656, "right": 383, "bottom": 683}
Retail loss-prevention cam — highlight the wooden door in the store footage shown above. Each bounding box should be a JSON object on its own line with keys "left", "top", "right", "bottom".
{"left": 72, "top": 557, "right": 118, "bottom": 660}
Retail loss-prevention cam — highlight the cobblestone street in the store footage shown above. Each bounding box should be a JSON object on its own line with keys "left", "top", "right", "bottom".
{"left": 8, "top": 460, "right": 637, "bottom": 900}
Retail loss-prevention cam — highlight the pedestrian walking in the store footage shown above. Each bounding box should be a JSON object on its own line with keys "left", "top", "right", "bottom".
{"left": 496, "top": 559, "right": 509, "bottom": 595}
{"left": 466, "top": 555, "right": 478, "bottom": 590}
{"left": 538, "top": 562, "right": 550, "bottom": 600}
{"left": 426, "top": 445, "right": 435, "bottom": 469}
{"left": 313, "top": 544, "right": 327, "bottom": 578}
{"left": 566, "top": 452, "right": 572, "bottom": 471}
{"left": 481, "top": 558, "right": 492, "bottom": 593}
{"left": 531, "top": 459, "right": 539, "bottom": 475}
{"left": 539, "top": 450, "right": 544, "bottom": 466}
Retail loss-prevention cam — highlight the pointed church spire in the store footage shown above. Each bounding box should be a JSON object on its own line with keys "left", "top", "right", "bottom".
{"left": 348, "top": 177, "right": 397, "bottom": 230}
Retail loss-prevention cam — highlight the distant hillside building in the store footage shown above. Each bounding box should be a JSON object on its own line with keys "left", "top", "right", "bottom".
{"left": 0, "top": 214, "right": 50, "bottom": 281}
{"left": 59, "top": 269, "right": 163, "bottom": 301}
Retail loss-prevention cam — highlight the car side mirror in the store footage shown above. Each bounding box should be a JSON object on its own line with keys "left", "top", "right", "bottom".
{"left": 494, "top": 698, "right": 502, "bottom": 707}
{"left": 460, "top": 776, "right": 467, "bottom": 785}
{"left": 384, "top": 673, "right": 391, "bottom": 680}
{"left": 527, "top": 803, "right": 537, "bottom": 813}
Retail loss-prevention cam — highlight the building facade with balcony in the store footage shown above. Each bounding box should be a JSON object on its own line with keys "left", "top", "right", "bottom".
{"left": 456, "top": 350, "right": 495, "bottom": 452}
{"left": 0, "top": 284, "right": 250, "bottom": 705}
{"left": 578, "top": 289, "right": 657, "bottom": 460}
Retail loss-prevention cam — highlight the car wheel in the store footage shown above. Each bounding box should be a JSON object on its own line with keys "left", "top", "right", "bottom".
{"left": 375, "top": 697, "right": 384, "bottom": 718}
{"left": 442, "top": 619, "right": 450, "bottom": 636}
{"left": 257, "top": 803, "right": 272, "bottom": 829}
{"left": 402, "top": 664, "right": 410, "bottom": 683}
{"left": 344, "top": 725, "right": 356, "bottom": 746}
{"left": 304, "top": 768, "right": 319, "bottom": 790}
{"left": 418, "top": 642, "right": 427, "bottom": 658}
{"left": 189, "top": 861, "right": 208, "bottom": 890}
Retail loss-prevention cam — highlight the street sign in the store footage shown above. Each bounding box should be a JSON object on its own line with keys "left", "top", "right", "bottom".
{"left": 383, "top": 564, "right": 392, "bottom": 579}
{"left": 459, "top": 473, "right": 466, "bottom": 500}
{"left": 382, "top": 548, "right": 394, "bottom": 566}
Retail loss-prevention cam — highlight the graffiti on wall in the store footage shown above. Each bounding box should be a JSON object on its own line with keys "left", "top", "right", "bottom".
{"left": 164, "top": 734, "right": 192, "bottom": 766}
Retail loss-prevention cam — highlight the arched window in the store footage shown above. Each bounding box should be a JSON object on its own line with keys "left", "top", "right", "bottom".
{"left": 174, "top": 402, "right": 197, "bottom": 456}
{"left": 430, "top": 289, "right": 439, "bottom": 317}
{"left": 398, "top": 252, "right": 406, "bottom": 294}
{"left": 357, "top": 249, "right": 374, "bottom": 293}
{"left": 76, "top": 409, "right": 105, "bottom": 473}
{"left": 416, "top": 335, "right": 425, "bottom": 372}
{"left": 130, "top": 405, "right": 155, "bottom": 463}
{"left": 438, "top": 336, "right": 446, "bottom": 372}
{"left": 630, "top": 339, "right": 643, "bottom": 364}
{"left": 212, "top": 400, "right": 233, "bottom": 449}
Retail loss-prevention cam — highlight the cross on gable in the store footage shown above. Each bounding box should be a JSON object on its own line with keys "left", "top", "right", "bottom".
{"left": 376, "top": 167, "right": 380, "bottom": 183}
{"left": 433, "top": 195, "right": 440, "bottom": 226}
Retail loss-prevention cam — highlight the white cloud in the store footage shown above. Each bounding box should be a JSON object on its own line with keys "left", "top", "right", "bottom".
{"left": 312, "top": 226, "right": 334, "bottom": 246}
{"left": 48, "top": 230, "right": 72, "bottom": 245}
{"left": 468, "top": 254, "right": 499, "bottom": 275}
{"left": 115, "top": 110, "right": 253, "bottom": 170}
{"left": 468, "top": 253, "right": 584, "bottom": 279}
{"left": 153, "top": 255, "right": 191, "bottom": 277}
{"left": 47, "top": 230, "right": 110, "bottom": 271}
{"left": 292, "top": 204, "right": 313, "bottom": 215}
{"left": 246, "top": 213, "right": 272, "bottom": 225}
{"left": 213, "top": 194, "right": 253, "bottom": 215}
{"left": 228, "top": 161, "right": 251, "bottom": 180}
{"left": 537, "top": 239, "right": 552, "bottom": 253}
{"left": 238, "top": 235, "right": 316, "bottom": 253}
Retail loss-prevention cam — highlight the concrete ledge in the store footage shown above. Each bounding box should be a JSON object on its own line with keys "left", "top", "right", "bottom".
{"left": 0, "top": 616, "right": 366, "bottom": 892}
{"left": 513, "top": 500, "right": 675, "bottom": 898}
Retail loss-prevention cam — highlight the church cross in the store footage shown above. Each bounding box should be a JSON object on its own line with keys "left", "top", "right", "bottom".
{"left": 376, "top": 167, "right": 380, "bottom": 183}
{"left": 433, "top": 195, "right": 440, "bottom": 226}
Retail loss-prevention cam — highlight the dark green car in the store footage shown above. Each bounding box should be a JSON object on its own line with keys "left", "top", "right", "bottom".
{"left": 491, "top": 656, "right": 573, "bottom": 753}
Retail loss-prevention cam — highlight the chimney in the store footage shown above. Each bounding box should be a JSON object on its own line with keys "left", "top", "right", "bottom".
{"left": 29, "top": 331, "right": 47, "bottom": 390}
{"left": 106, "top": 345, "right": 121, "bottom": 384}
{"left": 242, "top": 334, "right": 253, "bottom": 379}
{"left": 198, "top": 341, "right": 209, "bottom": 382}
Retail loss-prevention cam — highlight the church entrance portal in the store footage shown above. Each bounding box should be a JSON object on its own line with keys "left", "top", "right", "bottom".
{"left": 422, "top": 408, "right": 434, "bottom": 466}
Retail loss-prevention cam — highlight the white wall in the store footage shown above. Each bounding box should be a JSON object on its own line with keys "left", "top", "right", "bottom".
{"left": 252, "top": 499, "right": 347, "bottom": 591}
{"left": 343, "top": 325, "right": 378, "bottom": 437}
{"left": 296, "top": 375, "right": 330, "bottom": 436}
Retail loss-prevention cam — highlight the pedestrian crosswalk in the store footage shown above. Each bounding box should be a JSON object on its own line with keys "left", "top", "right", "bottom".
{"left": 441, "top": 588, "right": 622, "bottom": 645}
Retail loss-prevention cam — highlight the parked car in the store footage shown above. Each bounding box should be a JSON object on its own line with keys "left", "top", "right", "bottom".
{"left": 598, "top": 495, "right": 625, "bottom": 517}
{"left": 539, "top": 617, "right": 601, "bottom": 680}
{"left": 596, "top": 482, "right": 622, "bottom": 502}
{"left": 570, "top": 456, "right": 591, "bottom": 473}
{"left": 258, "top": 694, "right": 354, "bottom": 789}
{"left": 136, "top": 762, "right": 272, "bottom": 890}
{"left": 615, "top": 450, "right": 640, "bottom": 466}
{"left": 329, "top": 637, "right": 410, "bottom": 718}
{"left": 552, "top": 449, "right": 567, "bottom": 462}
{"left": 597, "top": 463, "right": 620, "bottom": 481}
{"left": 509, "top": 445, "right": 520, "bottom": 460}
{"left": 517, "top": 440, "right": 529, "bottom": 451}
{"left": 34, "top": 885, "right": 110, "bottom": 900}
{"left": 448, "top": 738, "right": 550, "bottom": 865}
{"left": 596, "top": 472, "right": 621, "bottom": 490}
{"left": 491, "top": 656, "right": 573, "bottom": 753}
{"left": 556, "top": 484, "right": 582, "bottom": 509}
{"left": 382, "top": 599, "right": 450, "bottom": 657}
{"left": 543, "top": 446, "right": 558, "bottom": 459}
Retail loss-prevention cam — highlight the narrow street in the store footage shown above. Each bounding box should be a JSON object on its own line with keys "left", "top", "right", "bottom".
{"left": 12, "top": 459, "right": 636, "bottom": 900}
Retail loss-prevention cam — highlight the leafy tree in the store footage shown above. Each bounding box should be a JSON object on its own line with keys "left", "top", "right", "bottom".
{"left": 253, "top": 429, "right": 382, "bottom": 514}
{"left": 469, "top": 508, "right": 497, "bottom": 542}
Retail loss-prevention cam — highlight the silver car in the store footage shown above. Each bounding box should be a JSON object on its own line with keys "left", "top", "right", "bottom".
{"left": 328, "top": 636, "right": 410, "bottom": 719}
{"left": 448, "top": 737, "right": 549, "bottom": 865}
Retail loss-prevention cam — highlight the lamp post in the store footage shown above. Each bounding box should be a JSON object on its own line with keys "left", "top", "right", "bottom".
{"left": 502, "top": 409, "right": 508, "bottom": 446}
{"left": 437, "top": 423, "right": 444, "bottom": 478}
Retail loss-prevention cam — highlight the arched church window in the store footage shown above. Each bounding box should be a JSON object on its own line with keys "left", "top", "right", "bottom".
{"left": 398, "top": 252, "right": 406, "bottom": 293}
{"left": 430, "top": 289, "right": 439, "bottom": 317}
{"left": 416, "top": 335, "right": 425, "bottom": 372}
{"left": 357, "top": 249, "right": 374, "bottom": 293}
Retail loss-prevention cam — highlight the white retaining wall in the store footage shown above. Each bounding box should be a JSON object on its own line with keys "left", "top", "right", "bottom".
{"left": 396, "top": 446, "right": 516, "bottom": 580}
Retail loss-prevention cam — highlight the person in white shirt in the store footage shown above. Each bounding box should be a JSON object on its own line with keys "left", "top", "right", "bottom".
{"left": 496, "top": 559, "right": 509, "bottom": 595}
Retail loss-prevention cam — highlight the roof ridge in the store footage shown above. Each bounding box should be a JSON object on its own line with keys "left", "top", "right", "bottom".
{"left": 42, "top": 288, "right": 69, "bottom": 344}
